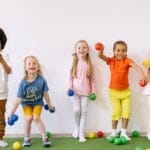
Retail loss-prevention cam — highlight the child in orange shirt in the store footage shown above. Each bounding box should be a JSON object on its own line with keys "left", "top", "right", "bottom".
{"left": 98, "top": 40, "right": 145, "bottom": 140}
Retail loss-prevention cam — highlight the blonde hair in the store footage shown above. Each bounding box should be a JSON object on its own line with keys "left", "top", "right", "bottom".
{"left": 70, "top": 40, "right": 93, "bottom": 78}
{"left": 24, "top": 55, "right": 42, "bottom": 80}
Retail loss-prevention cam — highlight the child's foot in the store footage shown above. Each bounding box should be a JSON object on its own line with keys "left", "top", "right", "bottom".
{"left": 43, "top": 137, "right": 52, "bottom": 147}
{"left": 120, "top": 133, "right": 131, "bottom": 141}
{"left": 23, "top": 139, "right": 31, "bottom": 147}
{"left": 107, "top": 133, "right": 117, "bottom": 140}
{"left": 72, "top": 127, "right": 79, "bottom": 139}
{"left": 0, "top": 140, "right": 8, "bottom": 147}
{"left": 147, "top": 133, "right": 150, "bottom": 140}
{"left": 79, "top": 135, "right": 86, "bottom": 142}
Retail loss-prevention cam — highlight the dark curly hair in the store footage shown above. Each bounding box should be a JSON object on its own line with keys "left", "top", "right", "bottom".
{"left": 0, "top": 28, "right": 7, "bottom": 50}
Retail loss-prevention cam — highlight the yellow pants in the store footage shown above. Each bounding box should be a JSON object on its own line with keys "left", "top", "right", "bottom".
{"left": 109, "top": 88, "right": 131, "bottom": 120}
{"left": 23, "top": 105, "right": 42, "bottom": 116}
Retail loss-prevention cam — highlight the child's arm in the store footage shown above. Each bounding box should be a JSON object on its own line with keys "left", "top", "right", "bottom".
{"left": 130, "top": 62, "right": 146, "bottom": 80}
{"left": 98, "top": 49, "right": 108, "bottom": 62}
{"left": 8, "top": 98, "right": 21, "bottom": 117}
{"left": 44, "top": 92, "right": 53, "bottom": 109}
{"left": 0, "top": 54, "right": 11, "bottom": 74}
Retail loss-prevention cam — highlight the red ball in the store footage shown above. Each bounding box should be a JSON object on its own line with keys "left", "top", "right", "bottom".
{"left": 96, "top": 131, "right": 104, "bottom": 138}
{"left": 95, "top": 42, "right": 104, "bottom": 51}
{"left": 139, "top": 80, "right": 147, "bottom": 87}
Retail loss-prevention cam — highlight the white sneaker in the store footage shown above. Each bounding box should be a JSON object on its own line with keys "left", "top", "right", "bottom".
{"left": 121, "top": 133, "right": 131, "bottom": 141}
{"left": 72, "top": 127, "right": 79, "bottom": 139}
{"left": 0, "top": 140, "right": 8, "bottom": 147}
{"left": 79, "top": 135, "right": 86, "bottom": 142}
{"left": 147, "top": 133, "right": 150, "bottom": 140}
{"left": 107, "top": 133, "right": 117, "bottom": 140}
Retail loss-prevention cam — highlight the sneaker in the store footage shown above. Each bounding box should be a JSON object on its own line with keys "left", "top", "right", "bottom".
{"left": 79, "top": 135, "right": 86, "bottom": 142}
{"left": 107, "top": 134, "right": 117, "bottom": 140}
{"left": 23, "top": 139, "right": 31, "bottom": 147}
{"left": 0, "top": 140, "right": 8, "bottom": 147}
{"left": 72, "top": 127, "right": 79, "bottom": 139}
{"left": 120, "top": 133, "right": 131, "bottom": 141}
{"left": 43, "top": 138, "right": 52, "bottom": 147}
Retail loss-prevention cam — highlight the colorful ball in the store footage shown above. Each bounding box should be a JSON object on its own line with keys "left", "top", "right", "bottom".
{"left": 139, "top": 80, "right": 147, "bottom": 87}
{"left": 49, "top": 107, "right": 55, "bottom": 113}
{"left": 88, "top": 93, "right": 96, "bottom": 101}
{"left": 95, "top": 42, "right": 104, "bottom": 51}
{"left": 44, "top": 104, "right": 49, "bottom": 110}
{"left": 96, "top": 131, "right": 104, "bottom": 138}
{"left": 68, "top": 89, "right": 74, "bottom": 96}
{"left": 88, "top": 131, "right": 96, "bottom": 139}
{"left": 107, "top": 136, "right": 115, "bottom": 143}
{"left": 13, "top": 142, "right": 21, "bottom": 150}
{"left": 132, "top": 130, "right": 139, "bottom": 137}
{"left": 120, "top": 136, "right": 127, "bottom": 144}
{"left": 114, "top": 138, "right": 122, "bottom": 145}
{"left": 46, "top": 131, "right": 52, "bottom": 138}
{"left": 8, "top": 118, "right": 14, "bottom": 126}
{"left": 11, "top": 114, "right": 18, "bottom": 122}
{"left": 143, "top": 59, "right": 150, "bottom": 67}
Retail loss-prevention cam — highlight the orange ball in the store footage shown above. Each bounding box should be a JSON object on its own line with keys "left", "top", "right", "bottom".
{"left": 95, "top": 42, "right": 104, "bottom": 51}
{"left": 139, "top": 80, "right": 147, "bottom": 87}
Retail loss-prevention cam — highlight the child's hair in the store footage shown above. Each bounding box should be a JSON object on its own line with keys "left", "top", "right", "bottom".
{"left": 70, "top": 40, "right": 93, "bottom": 78}
{"left": 113, "top": 40, "right": 128, "bottom": 51}
{"left": 24, "top": 55, "right": 42, "bottom": 80}
{"left": 0, "top": 28, "right": 7, "bottom": 50}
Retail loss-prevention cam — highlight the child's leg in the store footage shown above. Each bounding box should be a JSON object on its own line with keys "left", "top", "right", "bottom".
{"left": 79, "top": 96, "right": 88, "bottom": 142}
{"left": 71, "top": 95, "right": 81, "bottom": 138}
{"left": 121, "top": 93, "right": 131, "bottom": 140}
{"left": 22, "top": 106, "right": 33, "bottom": 146}
{"left": 0, "top": 100, "right": 8, "bottom": 147}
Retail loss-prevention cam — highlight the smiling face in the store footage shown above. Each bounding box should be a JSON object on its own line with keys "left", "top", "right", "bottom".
{"left": 25, "top": 56, "right": 39, "bottom": 75}
{"left": 75, "top": 41, "right": 89, "bottom": 59}
{"left": 113, "top": 43, "right": 127, "bottom": 60}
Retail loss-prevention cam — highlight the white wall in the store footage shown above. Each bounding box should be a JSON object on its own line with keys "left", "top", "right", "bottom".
{"left": 0, "top": 0, "right": 150, "bottom": 135}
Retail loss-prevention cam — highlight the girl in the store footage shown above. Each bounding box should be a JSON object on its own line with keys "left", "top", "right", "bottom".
{"left": 69, "top": 40, "right": 96, "bottom": 142}
{"left": 98, "top": 40, "right": 145, "bottom": 141}
{"left": 0, "top": 28, "right": 11, "bottom": 147}
{"left": 8, "top": 56, "right": 54, "bottom": 147}
{"left": 142, "top": 66, "right": 150, "bottom": 140}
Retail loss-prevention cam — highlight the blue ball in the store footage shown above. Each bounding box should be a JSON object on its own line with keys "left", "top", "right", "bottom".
{"left": 68, "top": 89, "right": 74, "bottom": 96}
{"left": 44, "top": 104, "right": 49, "bottom": 110}
{"left": 11, "top": 114, "right": 18, "bottom": 122}
{"left": 8, "top": 118, "right": 14, "bottom": 126}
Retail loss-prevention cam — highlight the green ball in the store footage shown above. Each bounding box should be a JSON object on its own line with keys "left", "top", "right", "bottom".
{"left": 107, "top": 136, "right": 115, "bottom": 143}
{"left": 132, "top": 130, "right": 139, "bottom": 137}
{"left": 114, "top": 138, "right": 122, "bottom": 145}
{"left": 120, "top": 136, "right": 127, "bottom": 144}
{"left": 46, "top": 131, "right": 52, "bottom": 138}
{"left": 135, "top": 147, "right": 143, "bottom": 150}
{"left": 89, "top": 93, "right": 96, "bottom": 101}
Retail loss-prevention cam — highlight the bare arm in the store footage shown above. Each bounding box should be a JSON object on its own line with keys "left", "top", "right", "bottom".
{"left": 130, "top": 62, "right": 146, "bottom": 80}
{"left": 8, "top": 98, "right": 21, "bottom": 117}
{"left": 44, "top": 92, "right": 53, "bottom": 109}
{"left": 0, "top": 54, "right": 11, "bottom": 74}
{"left": 98, "top": 49, "right": 108, "bottom": 62}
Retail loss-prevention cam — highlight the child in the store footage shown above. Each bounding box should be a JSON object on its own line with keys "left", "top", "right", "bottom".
{"left": 0, "top": 28, "right": 11, "bottom": 147}
{"left": 98, "top": 40, "right": 145, "bottom": 141}
{"left": 142, "top": 66, "right": 150, "bottom": 139}
{"left": 8, "top": 56, "right": 54, "bottom": 147}
{"left": 69, "top": 40, "right": 96, "bottom": 142}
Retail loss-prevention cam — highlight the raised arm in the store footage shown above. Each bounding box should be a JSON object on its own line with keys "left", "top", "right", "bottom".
{"left": 98, "top": 49, "right": 108, "bottom": 62}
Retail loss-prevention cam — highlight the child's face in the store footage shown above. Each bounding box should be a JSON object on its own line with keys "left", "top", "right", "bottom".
{"left": 113, "top": 44, "right": 127, "bottom": 60}
{"left": 25, "top": 57, "right": 39, "bottom": 75}
{"left": 75, "top": 42, "right": 89, "bottom": 59}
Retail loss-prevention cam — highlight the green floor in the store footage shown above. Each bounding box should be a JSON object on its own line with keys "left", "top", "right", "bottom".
{"left": 2, "top": 137, "right": 150, "bottom": 150}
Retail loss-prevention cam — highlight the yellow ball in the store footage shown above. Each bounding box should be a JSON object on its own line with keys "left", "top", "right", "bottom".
{"left": 13, "top": 142, "right": 21, "bottom": 150}
{"left": 88, "top": 131, "right": 96, "bottom": 139}
{"left": 143, "top": 59, "right": 150, "bottom": 67}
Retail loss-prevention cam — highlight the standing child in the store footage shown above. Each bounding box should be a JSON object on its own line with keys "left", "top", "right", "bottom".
{"left": 142, "top": 66, "right": 150, "bottom": 139}
{"left": 98, "top": 40, "right": 145, "bottom": 141}
{"left": 69, "top": 40, "right": 96, "bottom": 142}
{"left": 8, "top": 56, "right": 54, "bottom": 147}
{"left": 0, "top": 28, "right": 11, "bottom": 147}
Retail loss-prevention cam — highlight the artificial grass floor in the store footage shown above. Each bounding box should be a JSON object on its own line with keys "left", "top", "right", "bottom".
{"left": 1, "top": 137, "right": 150, "bottom": 150}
